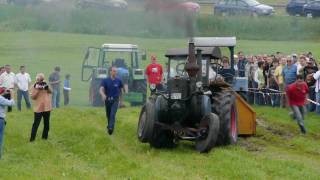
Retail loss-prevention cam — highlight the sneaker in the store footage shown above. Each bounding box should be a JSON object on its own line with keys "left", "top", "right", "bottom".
{"left": 299, "top": 125, "right": 307, "bottom": 134}
{"left": 108, "top": 128, "right": 114, "bottom": 135}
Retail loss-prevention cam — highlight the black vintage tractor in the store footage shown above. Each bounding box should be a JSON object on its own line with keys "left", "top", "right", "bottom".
{"left": 137, "top": 37, "right": 239, "bottom": 153}
{"left": 81, "top": 44, "right": 147, "bottom": 106}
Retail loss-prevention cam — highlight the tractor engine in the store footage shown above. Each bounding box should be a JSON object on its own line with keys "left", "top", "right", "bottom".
{"left": 155, "top": 77, "right": 189, "bottom": 124}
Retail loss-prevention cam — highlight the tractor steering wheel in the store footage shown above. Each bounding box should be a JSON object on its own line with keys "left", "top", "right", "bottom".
{"left": 176, "top": 62, "right": 186, "bottom": 76}
{"left": 211, "top": 63, "right": 223, "bottom": 73}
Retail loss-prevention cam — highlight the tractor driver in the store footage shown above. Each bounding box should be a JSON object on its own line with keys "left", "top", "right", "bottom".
{"left": 145, "top": 55, "right": 164, "bottom": 91}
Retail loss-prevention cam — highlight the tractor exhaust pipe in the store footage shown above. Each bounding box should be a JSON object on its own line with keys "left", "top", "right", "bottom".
{"left": 185, "top": 38, "right": 200, "bottom": 78}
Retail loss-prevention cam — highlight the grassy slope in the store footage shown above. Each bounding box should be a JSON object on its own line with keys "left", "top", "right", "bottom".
{"left": 0, "top": 106, "right": 319, "bottom": 179}
{"left": 0, "top": 31, "right": 319, "bottom": 106}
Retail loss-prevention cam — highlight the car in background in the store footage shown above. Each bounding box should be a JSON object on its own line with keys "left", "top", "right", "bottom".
{"left": 76, "top": 0, "right": 128, "bottom": 10}
{"left": 145, "top": 0, "right": 200, "bottom": 13}
{"left": 303, "top": 0, "right": 320, "bottom": 17}
{"left": 286, "top": 0, "right": 309, "bottom": 16}
{"left": 214, "top": 0, "right": 274, "bottom": 16}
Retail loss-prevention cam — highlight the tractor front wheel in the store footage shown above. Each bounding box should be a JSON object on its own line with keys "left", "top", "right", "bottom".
{"left": 137, "top": 102, "right": 155, "bottom": 143}
{"left": 195, "top": 113, "right": 220, "bottom": 153}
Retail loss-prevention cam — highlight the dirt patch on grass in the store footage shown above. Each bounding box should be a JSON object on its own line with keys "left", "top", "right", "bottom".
{"left": 239, "top": 140, "right": 265, "bottom": 152}
{"left": 256, "top": 118, "right": 295, "bottom": 140}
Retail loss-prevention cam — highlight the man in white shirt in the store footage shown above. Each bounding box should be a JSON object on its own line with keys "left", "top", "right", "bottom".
{"left": 0, "top": 65, "right": 15, "bottom": 112}
{"left": 15, "top": 66, "right": 32, "bottom": 111}
{"left": 313, "top": 69, "right": 320, "bottom": 115}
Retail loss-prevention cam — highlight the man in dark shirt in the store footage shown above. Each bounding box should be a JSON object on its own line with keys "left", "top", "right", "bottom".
{"left": 303, "top": 60, "right": 318, "bottom": 112}
{"left": 99, "top": 67, "right": 124, "bottom": 135}
{"left": 49, "top": 66, "right": 61, "bottom": 108}
{"left": 237, "top": 51, "right": 247, "bottom": 77}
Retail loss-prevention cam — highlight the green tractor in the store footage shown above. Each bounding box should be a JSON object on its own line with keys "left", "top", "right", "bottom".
{"left": 81, "top": 43, "right": 147, "bottom": 106}
{"left": 137, "top": 37, "right": 238, "bottom": 153}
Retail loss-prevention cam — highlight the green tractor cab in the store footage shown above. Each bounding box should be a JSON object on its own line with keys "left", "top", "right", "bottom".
{"left": 81, "top": 43, "right": 147, "bottom": 106}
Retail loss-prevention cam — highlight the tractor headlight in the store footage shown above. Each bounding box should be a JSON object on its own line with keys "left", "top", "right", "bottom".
{"left": 196, "top": 81, "right": 203, "bottom": 88}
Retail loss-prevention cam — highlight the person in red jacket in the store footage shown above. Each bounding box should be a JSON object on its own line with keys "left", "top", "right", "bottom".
{"left": 145, "top": 55, "right": 163, "bottom": 91}
{"left": 286, "top": 74, "right": 309, "bottom": 134}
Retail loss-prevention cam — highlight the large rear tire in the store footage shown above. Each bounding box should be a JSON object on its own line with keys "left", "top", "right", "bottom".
{"left": 195, "top": 113, "right": 220, "bottom": 153}
{"left": 212, "top": 91, "right": 238, "bottom": 145}
{"left": 137, "top": 102, "right": 155, "bottom": 143}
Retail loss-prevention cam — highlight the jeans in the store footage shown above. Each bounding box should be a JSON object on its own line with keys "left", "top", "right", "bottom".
{"left": 316, "top": 91, "right": 320, "bottom": 115}
{"left": 0, "top": 118, "right": 5, "bottom": 159}
{"left": 308, "top": 87, "right": 316, "bottom": 112}
{"left": 17, "top": 89, "right": 31, "bottom": 111}
{"left": 63, "top": 90, "right": 69, "bottom": 106}
{"left": 30, "top": 111, "right": 51, "bottom": 141}
{"left": 290, "top": 105, "right": 306, "bottom": 132}
{"left": 51, "top": 88, "right": 60, "bottom": 108}
{"left": 105, "top": 97, "right": 119, "bottom": 130}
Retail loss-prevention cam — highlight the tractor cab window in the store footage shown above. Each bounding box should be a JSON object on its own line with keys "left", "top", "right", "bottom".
{"left": 102, "top": 49, "right": 139, "bottom": 70}
{"left": 167, "top": 58, "right": 187, "bottom": 79}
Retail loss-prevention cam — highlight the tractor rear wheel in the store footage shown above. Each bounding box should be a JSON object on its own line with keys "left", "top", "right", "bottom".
{"left": 195, "top": 113, "right": 220, "bottom": 153}
{"left": 137, "top": 102, "right": 155, "bottom": 143}
{"left": 212, "top": 91, "right": 238, "bottom": 145}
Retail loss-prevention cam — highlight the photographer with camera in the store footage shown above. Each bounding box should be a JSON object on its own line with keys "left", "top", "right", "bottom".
{"left": 29, "top": 73, "right": 52, "bottom": 142}
{"left": 0, "top": 88, "right": 14, "bottom": 159}
{"left": 0, "top": 65, "right": 15, "bottom": 112}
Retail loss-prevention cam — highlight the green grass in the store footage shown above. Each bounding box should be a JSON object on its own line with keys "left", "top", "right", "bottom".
{"left": 0, "top": 31, "right": 320, "bottom": 178}
{"left": 0, "top": 106, "right": 319, "bottom": 179}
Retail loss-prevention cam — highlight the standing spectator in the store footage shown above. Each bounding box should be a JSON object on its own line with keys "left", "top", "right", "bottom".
{"left": 269, "top": 60, "right": 280, "bottom": 107}
{"left": 99, "top": 67, "right": 124, "bottom": 135}
{"left": 29, "top": 73, "right": 52, "bottom": 142}
{"left": 297, "top": 56, "right": 307, "bottom": 75}
{"left": 292, "top": 54, "right": 298, "bottom": 65}
{"left": 286, "top": 75, "right": 309, "bottom": 134}
{"left": 282, "top": 57, "right": 297, "bottom": 88}
{"left": 63, "top": 74, "right": 71, "bottom": 106}
{"left": 237, "top": 51, "right": 247, "bottom": 77}
{"left": 49, "top": 66, "right": 61, "bottom": 108}
{"left": 145, "top": 55, "right": 163, "bottom": 91}
{"left": 0, "top": 88, "right": 14, "bottom": 159}
{"left": 15, "top": 66, "right": 32, "bottom": 111}
{"left": 0, "top": 65, "right": 15, "bottom": 112}
{"left": 304, "top": 60, "right": 318, "bottom": 112}
{"left": 263, "top": 56, "right": 273, "bottom": 106}
{"left": 254, "top": 61, "right": 265, "bottom": 105}
{"left": 313, "top": 68, "right": 320, "bottom": 115}
{"left": 0, "top": 67, "right": 4, "bottom": 76}
{"left": 245, "top": 55, "right": 257, "bottom": 104}
{"left": 274, "top": 57, "right": 286, "bottom": 108}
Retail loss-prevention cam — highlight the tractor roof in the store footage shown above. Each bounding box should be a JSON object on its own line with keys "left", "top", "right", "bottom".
{"left": 192, "top": 37, "right": 236, "bottom": 47}
{"left": 165, "top": 47, "right": 222, "bottom": 59}
{"left": 102, "top": 44, "right": 138, "bottom": 49}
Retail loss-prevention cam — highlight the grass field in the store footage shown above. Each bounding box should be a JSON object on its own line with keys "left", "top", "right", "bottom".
{"left": 0, "top": 106, "right": 319, "bottom": 179}
{"left": 0, "top": 31, "right": 319, "bottom": 106}
{"left": 0, "top": 31, "right": 320, "bottom": 179}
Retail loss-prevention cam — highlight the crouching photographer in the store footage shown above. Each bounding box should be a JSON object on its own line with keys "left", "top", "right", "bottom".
{"left": 29, "top": 73, "right": 52, "bottom": 142}
{"left": 0, "top": 87, "right": 15, "bottom": 159}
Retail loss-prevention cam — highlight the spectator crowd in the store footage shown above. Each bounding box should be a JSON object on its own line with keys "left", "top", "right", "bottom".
{"left": 230, "top": 51, "right": 320, "bottom": 116}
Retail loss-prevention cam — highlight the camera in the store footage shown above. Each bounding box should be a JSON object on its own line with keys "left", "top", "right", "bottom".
{"left": 34, "top": 82, "right": 49, "bottom": 90}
